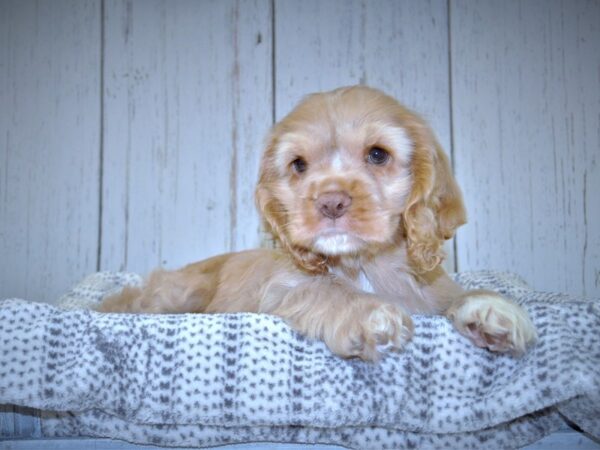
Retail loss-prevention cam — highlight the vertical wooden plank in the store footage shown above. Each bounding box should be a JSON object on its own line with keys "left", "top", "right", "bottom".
{"left": 101, "top": 0, "right": 272, "bottom": 274}
{"left": 12, "top": 407, "right": 42, "bottom": 438}
{"left": 230, "top": 2, "right": 274, "bottom": 252}
{"left": 276, "top": 0, "right": 450, "bottom": 147}
{"left": 0, "top": 0, "right": 101, "bottom": 303}
{"left": 451, "top": 0, "right": 600, "bottom": 296}
{"left": 0, "top": 405, "right": 15, "bottom": 438}
{"left": 274, "top": 0, "right": 457, "bottom": 270}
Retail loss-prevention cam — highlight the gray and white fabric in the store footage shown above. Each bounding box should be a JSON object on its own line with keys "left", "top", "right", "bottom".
{"left": 0, "top": 271, "right": 598, "bottom": 449}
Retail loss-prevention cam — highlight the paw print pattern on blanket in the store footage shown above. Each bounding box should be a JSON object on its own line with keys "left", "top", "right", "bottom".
{"left": 0, "top": 270, "right": 598, "bottom": 449}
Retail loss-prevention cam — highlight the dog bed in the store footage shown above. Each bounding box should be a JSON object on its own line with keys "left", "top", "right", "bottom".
{"left": 0, "top": 271, "right": 599, "bottom": 449}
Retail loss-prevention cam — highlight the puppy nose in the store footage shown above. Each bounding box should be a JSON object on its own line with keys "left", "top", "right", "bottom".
{"left": 316, "top": 191, "right": 352, "bottom": 219}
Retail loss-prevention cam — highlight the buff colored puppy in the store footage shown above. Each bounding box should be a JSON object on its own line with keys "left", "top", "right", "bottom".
{"left": 99, "top": 86, "right": 537, "bottom": 361}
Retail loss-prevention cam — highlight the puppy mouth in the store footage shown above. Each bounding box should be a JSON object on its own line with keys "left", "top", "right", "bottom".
{"left": 312, "top": 229, "right": 366, "bottom": 255}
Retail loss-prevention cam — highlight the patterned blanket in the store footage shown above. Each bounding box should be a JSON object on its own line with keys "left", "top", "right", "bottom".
{"left": 0, "top": 271, "right": 598, "bottom": 449}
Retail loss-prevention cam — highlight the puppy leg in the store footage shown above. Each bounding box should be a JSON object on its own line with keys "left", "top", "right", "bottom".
{"left": 97, "top": 268, "right": 214, "bottom": 314}
{"left": 265, "top": 276, "right": 413, "bottom": 361}
{"left": 445, "top": 289, "right": 537, "bottom": 356}
{"left": 413, "top": 267, "right": 536, "bottom": 355}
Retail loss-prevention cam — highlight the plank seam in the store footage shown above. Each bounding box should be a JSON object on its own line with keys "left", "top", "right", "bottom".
{"left": 271, "top": 0, "right": 276, "bottom": 124}
{"left": 96, "top": 0, "right": 106, "bottom": 272}
{"left": 447, "top": 0, "right": 459, "bottom": 273}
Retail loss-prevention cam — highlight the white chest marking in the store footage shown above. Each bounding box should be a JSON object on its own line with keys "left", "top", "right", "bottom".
{"left": 329, "top": 266, "right": 375, "bottom": 294}
{"left": 358, "top": 269, "right": 375, "bottom": 294}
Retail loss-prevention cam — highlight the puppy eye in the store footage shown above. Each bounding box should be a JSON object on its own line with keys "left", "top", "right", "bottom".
{"left": 367, "top": 147, "right": 390, "bottom": 165}
{"left": 291, "top": 157, "right": 308, "bottom": 174}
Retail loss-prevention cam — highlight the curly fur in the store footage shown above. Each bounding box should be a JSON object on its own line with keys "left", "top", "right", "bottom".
{"left": 99, "top": 85, "right": 537, "bottom": 361}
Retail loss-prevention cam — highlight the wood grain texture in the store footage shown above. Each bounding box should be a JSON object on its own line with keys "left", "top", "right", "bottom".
{"left": 275, "top": 0, "right": 450, "bottom": 142}
{"left": 274, "top": 0, "right": 457, "bottom": 270}
{"left": 451, "top": 0, "right": 600, "bottom": 296}
{"left": 2, "top": 0, "right": 598, "bottom": 301}
{"left": 0, "top": 0, "right": 101, "bottom": 303}
{"left": 100, "top": 0, "right": 272, "bottom": 275}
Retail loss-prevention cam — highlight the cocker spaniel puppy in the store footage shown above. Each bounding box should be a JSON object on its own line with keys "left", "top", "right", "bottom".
{"left": 99, "top": 86, "right": 537, "bottom": 361}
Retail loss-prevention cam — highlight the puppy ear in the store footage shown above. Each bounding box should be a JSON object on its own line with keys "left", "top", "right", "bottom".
{"left": 402, "top": 126, "right": 466, "bottom": 273}
{"left": 255, "top": 136, "right": 328, "bottom": 274}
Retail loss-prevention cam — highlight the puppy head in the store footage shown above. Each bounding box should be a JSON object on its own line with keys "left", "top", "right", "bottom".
{"left": 256, "top": 86, "right": 466, "bottom": 273}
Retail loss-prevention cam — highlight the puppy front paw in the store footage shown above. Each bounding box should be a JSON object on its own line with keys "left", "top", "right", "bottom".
{"left": 325, "top": 300, "right": 413, "bottom": 361}
{"left": 448, "top": 291, "right": 537, "bottom": 356}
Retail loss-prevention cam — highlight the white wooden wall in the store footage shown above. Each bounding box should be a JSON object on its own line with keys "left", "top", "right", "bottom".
{"left": 1, "top": 0, "right": 598, "bottom": 303}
